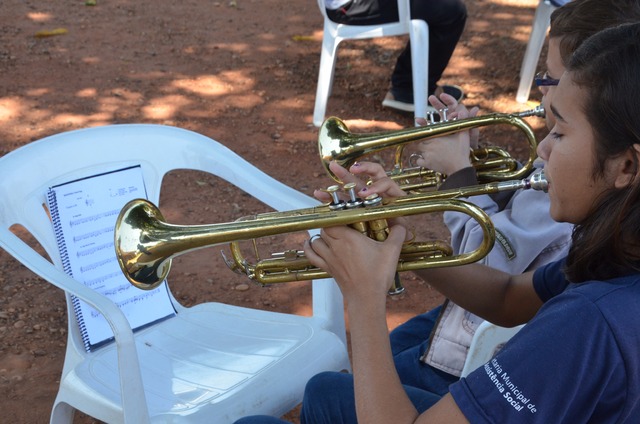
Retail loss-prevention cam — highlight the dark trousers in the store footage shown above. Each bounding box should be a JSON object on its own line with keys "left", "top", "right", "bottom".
{"left": 296, "top": 306, "right": 457, "bottom": 423}
{"left": 327, "top": 0, "right": 467, "bottom": 98}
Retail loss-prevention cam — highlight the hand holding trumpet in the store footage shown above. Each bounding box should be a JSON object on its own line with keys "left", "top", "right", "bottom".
{"left": 313, "top": 161, "right": 407, "bottom": 205}
{"left": 313, "top": 161, "right": 413, "bottom": 252}
{"left": 418, "top": 91, "right": 481, "bottom": 149}
{"left": 411, "top": 93, "right": 480, "bottom": 177}
{"left": 305, "top": 223, "right": 408, "bottom": 307}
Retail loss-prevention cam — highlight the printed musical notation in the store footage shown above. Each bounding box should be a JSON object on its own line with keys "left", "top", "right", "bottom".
{"left": 47, "top": 166, "right": 176, "bottom": 352}
{"left": 73, "top": 225, "right": 114, "bottom": 243}
{"left": 89, "top": 291, "right": 158, "bottom": 318}
{"left": 69, "top": 209, "right": 120, "bottom": 228}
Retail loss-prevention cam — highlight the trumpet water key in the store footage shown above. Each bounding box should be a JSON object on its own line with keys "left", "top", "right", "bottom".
{"left": 114, "top": 172, "right": 548, "bottom": 291}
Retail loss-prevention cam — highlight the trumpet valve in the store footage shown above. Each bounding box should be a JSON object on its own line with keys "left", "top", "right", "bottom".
{"left": 343, "top": 182, "right": 364, "bottom": 208}
{"left": 363, "top": 194, "right": 389, "bottom": 242}
{"left": 324, "top": 185, "right": 346, "bottom": 210}
{"left": 388, "top": 273, "right": 405, "bottom": 296}
{"left": 363, "top": 193, "right": 382, "bottom": 207}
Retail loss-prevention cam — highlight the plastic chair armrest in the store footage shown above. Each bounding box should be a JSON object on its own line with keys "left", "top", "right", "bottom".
{"left": 0, "top": 229, "right": 151, "bottom": 423}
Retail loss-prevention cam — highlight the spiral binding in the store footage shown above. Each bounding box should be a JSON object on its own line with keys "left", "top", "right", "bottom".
{"left": 47, "top": 188, "right": 93, "bottom": 352}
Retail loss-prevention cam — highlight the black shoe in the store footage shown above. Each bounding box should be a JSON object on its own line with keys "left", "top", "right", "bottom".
{"left": 435, "top": 84, "right": 464, "bottom": 102}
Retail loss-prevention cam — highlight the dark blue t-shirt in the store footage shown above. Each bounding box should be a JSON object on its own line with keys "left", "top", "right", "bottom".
{"left": 449, "top": 259, "right": 640, "bottom": 423}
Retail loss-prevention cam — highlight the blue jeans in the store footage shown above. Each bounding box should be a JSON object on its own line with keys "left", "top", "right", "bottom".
{"left": 299, "top": 371, "right": 442, "bottom": 424}
{"left": 297, "top": 305, "right": 457, "bottom": 423}
{"left": 234, "top": 417, "right": 290, "bottom": 424}
{"left": 233, "top": 306, "right": 458, "bottom": 424}
{"left": 389, "top": 305, "right": 458, "bottom": 394}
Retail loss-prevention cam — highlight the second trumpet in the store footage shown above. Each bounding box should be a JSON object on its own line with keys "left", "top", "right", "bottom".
{"left": 318, "top": 107, "right": 544, "bottom": 189}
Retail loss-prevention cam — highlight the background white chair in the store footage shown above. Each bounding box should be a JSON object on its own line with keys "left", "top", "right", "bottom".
{"left": 313, "top": 0, "right": 429, "bottom": 127}
{"left": 460, "top": 321, "right": 524, "bottom": 377}
{"left": 0, "top": 124, "right": 350, "bottom": 423}
{"left": 515, "top": 0, "right": 562, "bottom": 103}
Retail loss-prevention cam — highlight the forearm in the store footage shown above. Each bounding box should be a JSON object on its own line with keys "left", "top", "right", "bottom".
{"left": 303, "top": 224, "right": 472, "bottom": 423}
{"left": 347, "top": 302, "right": 421, "bottom": 424}
{"left": 414, "top": 264, "right": 540, "bottom": 326}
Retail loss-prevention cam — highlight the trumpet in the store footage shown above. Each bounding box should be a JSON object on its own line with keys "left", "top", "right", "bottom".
{"left": 319, "top": 106, "right": 544, "bottom": 189}
{"left": 114, "top": 172, "right": 548, "bottom": 291}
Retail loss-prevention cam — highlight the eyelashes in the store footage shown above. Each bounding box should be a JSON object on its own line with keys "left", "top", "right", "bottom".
{"left": 550, "top": 131, "right": 563, "bottom": 140}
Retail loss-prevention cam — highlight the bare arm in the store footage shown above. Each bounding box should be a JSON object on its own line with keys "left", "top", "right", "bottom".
{"left": 414, "top": 265, "right": 541, "bottom": 327}
{"left": 305, "top": 224, "right": 470, "bottom": 424}
{"left": 347, "top": 284, "right": 469, "bottom": 424}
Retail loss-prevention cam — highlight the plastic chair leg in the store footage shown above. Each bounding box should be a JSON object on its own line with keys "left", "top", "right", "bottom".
{"left": 314, "top": 34, "right": 341, "bottom": 127}
{"left": 50, "top": 401, "right": 75, "bottom": 424}
{"left": 516, "top": 0, "right": 556, "bottom": 103}
{"left": 408, "top": 19, "right": 429, "bottom": 125}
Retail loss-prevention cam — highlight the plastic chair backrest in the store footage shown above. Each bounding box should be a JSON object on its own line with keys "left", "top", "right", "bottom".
{"left": 516, "top": 0, "right": 559, "bottom": 103}
{"left": 313, "top": 0, "right": 429, "bottom": 126}
{"left": 460, "top": 321, "right": 524, "bottom": 378}
{"left": 0, "top": 124, "right": 349, "bottom": 423}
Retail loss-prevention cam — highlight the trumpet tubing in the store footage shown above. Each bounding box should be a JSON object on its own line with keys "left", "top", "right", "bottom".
{"left": 116, "top": 195, "right": 491, "bottom": 290}
{"left": 387, "top": 165, "right": 445, "bottom": 192}
{"left": 114, "top": 172, "right": 548, "bottom": 291}
{"left": 319, "top": 107, "right": 544, "bottom": 188}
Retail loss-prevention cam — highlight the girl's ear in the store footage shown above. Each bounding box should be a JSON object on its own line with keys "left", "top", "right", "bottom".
{"left": 613, "top": 144, "right": 640, "bottom": 189}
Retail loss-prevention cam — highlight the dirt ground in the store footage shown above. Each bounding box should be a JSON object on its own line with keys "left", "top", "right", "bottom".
{"left": 0, "top": 0, "right": 549, "bottom": 422}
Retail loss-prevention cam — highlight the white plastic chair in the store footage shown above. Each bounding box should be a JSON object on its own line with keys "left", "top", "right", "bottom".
{"left": 460, "top": 321, "right": 524, "bottom": 377}
{"left": 0, "top": 124, "right": 350, "bottom": 423}
{"left": 515, "top": 0, "right": 561, "bottom": 103}
{"left": 313, "top": 0, "right": 429, "bottom": 127}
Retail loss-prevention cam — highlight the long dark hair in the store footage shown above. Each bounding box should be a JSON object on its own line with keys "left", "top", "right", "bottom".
{"left": 549, "top": 0, "right": 640, "bottom": 65}
{"left": 564, "top": 23, "right": 640, "bottom": 282}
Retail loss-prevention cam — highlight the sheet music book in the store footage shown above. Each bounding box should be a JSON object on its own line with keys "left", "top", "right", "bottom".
{"left": 47, "top": 165, "right": 176, "bottom": 352}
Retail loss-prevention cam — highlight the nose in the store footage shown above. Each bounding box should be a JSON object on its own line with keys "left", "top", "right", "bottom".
{"left": 537, "top": 133, "right": 552, "bottom": 161}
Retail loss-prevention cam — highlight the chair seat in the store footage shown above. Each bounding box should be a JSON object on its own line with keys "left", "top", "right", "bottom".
{"left": 0, "top": 124, "right": 350, "bottom": 423}
{"left": 62, "top": 302, "right": 347, "bottom": 422}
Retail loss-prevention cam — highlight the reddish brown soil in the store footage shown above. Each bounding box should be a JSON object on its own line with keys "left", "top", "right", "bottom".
{"left": 0, "top": 0, "right": 548, "bottom": 422}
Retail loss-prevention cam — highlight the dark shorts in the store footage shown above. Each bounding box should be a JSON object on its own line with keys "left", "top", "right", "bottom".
{"left": 326, "top": 0, "right": 393, "bottom": 25}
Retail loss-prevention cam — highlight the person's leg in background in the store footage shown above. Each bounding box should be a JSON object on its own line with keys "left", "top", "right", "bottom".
{"left": 299, "top": 371, "right": 442, "bottom": 424}
{"left": 389, "top": 305, "right": 459, "bottom": 395}
{"left": 384, "top": 0, "right": 467, "bottom": 112}
{"left": 234, "top": 416, "right": 291, "bottom": 424}
{"left": 389, "top": 305, "right": 442, "bottom": 355}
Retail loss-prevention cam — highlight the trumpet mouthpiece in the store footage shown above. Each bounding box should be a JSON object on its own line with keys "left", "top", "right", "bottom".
{"left": 526, "top": 170, "right": 548, "bottom": 192}
{"left": 516, "top": 105, "right": 545, "bottom": 118}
